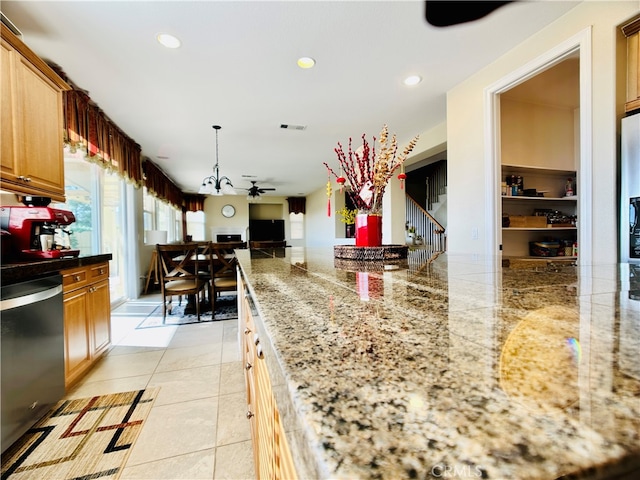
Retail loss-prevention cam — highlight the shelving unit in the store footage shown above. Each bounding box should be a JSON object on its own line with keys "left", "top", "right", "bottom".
{"left": 501, "top": 165, "right": 577, "bottom": 259}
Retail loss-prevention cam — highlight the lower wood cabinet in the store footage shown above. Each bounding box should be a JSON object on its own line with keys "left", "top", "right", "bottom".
{"left": 240, "top": 284, "right": 296, "bottom": 480}
{"left": 62, "top": 262, "right": 111, "bottom": 388}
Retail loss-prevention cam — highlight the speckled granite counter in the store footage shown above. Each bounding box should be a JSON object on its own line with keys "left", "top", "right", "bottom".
{"left": 236, "top": 247, "right": 640, "bottom": 480}
{"left": 1, "top": 254, "right": 112, "bottom": 285}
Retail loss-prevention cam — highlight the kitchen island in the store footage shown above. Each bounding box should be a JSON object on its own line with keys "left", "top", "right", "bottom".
{"left": 236, "top": 247, "right": 639, "bottom": 479}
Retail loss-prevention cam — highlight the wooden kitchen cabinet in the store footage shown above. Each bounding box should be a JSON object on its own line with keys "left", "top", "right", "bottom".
{"left": 240, "top": 280, "right": 297, "bottom": 480}
{"left": 623, "top": 16, "right": 640, "bottom": 113}
{"left": 62, "top": 262, "right": 111, "bottom": 388}
{"left": 1, "top": 24, "right": 70, "bottom": 202}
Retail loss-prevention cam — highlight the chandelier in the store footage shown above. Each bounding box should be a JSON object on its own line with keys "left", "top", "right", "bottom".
{"left": 198, "top": 125, "right": 235, "bottom": 195}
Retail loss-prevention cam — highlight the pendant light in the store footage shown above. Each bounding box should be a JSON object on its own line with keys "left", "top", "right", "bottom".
{"left": 198, "top": 125, "right": 235, "bottom": 195}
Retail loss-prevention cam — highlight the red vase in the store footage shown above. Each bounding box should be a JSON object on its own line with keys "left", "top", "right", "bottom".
{"left": 355, "top": 213, "right": 382, "bottom": 247}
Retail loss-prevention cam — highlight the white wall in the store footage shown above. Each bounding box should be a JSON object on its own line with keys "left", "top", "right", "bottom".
{"left": 446, "top": 0, "right": 639, "bottom": 263}
{"left": 202, "top": 194, "right": 298, "bottom": 244}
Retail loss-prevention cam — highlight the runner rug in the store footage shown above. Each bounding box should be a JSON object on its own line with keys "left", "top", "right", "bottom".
{"left": 1, "top": 388, "right": 159, "bottom": 480}
{"left": 136, "top": 294, "right": 238, "bottom": 329}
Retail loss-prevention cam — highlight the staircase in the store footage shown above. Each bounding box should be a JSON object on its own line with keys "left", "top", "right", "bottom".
{"left": 405, "top": 194, "right": 446, "bottom": 252}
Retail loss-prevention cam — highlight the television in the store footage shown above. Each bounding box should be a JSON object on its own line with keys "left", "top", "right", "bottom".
{"left": 249, "top": 219, "right": 285, "bottom": 242}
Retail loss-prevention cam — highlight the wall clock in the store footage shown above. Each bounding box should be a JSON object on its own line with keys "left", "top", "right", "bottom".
{"left": 221, "top": 204, "right": 235, "bottom": 218}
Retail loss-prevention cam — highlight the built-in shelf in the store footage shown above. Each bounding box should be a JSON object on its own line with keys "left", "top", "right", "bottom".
{"left": 502, "top": 196, "right": 577, "bottom": 201}
{"left": 502, "top": 164, "right": 576, "bottom": 176}
{"left": 503, "top": 227, "right": 577, "bottom": 231}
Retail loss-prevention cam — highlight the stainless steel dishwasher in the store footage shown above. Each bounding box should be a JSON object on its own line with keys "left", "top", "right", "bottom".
{"left": 1, "top": 274, "right": 65, "bottom": 453}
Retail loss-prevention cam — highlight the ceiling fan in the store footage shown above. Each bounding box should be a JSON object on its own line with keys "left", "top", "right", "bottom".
{"left": 244, "top": 181, "right": 276, "bottom": 198}
{"left": 425, "top": 1, "right": 512, "bottom": 27}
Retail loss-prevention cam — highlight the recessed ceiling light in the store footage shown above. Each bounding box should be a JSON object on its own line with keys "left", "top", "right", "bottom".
{"left": 157, "top": 33, "right": 181, "bottom": 49}
{"left": 297, "top": 57, "right": 316, "bottom": 69}
{"left": 403, "top": 75, "right": 422, "bottom": 86}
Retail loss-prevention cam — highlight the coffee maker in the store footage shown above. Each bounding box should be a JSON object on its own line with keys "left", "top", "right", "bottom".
{"left": 0, "top": 198, "right": 80, "bottom": 260}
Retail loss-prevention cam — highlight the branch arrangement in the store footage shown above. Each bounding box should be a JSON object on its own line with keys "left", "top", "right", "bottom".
{"left": 324, "top": 125, "right": 419, "bottom": 214}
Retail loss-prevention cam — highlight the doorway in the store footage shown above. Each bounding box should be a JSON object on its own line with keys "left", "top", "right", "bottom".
{"left": 485, "top": 27, "right": 593, "bottom": 265}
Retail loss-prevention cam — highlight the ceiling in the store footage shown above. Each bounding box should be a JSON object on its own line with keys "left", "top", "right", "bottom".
{"left": 1, "top": 0, "right": 581, "bottom": 198}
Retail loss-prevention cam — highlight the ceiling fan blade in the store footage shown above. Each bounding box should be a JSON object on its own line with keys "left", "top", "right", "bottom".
{"left": 425, "top": 1, "right": 512, "bottom": 27}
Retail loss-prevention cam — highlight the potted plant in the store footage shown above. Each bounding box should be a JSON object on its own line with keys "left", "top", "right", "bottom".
{"left": 337, "top": 207, "right": 357, "bottom": 238}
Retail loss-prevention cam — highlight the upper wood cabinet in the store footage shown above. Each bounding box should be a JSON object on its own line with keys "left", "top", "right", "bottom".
{"left": 1, "top": 24, "right": 70, "bottom": 202}
{"left": 623, "top": 16, "right": 640, "bottom": 113}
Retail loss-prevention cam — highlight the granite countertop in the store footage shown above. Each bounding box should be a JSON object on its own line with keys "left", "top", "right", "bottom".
{"left": 236, "top": 247, "right": 640, "bottom": 479}
{"left": 1, "top": 254, "right": 113, "bottom": 285}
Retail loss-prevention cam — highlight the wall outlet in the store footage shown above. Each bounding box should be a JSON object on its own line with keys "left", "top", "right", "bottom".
{"left": 471, "top": 227, "right": 478, "bottom": 240}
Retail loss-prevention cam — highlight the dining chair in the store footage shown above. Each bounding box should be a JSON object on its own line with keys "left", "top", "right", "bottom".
{"left": 194, "top": 241, "right": 215, "bottom": 308}
{"left": 156, "top": 243, "right": 209, "bottom": 321}
{"left": 210, "top": 247, "right": 238, "bottom": 312}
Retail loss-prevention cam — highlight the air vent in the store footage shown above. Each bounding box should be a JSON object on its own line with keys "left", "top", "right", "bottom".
{"left": 280, "top": 124, "right": 306, "bottom": 131}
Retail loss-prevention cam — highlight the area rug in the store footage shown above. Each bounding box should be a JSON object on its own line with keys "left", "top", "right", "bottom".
{"left": 1, "top": 388, "right": 159, "bottom": 480}
{"left": 136, "top": 294, "right": 238, "bottom": 329}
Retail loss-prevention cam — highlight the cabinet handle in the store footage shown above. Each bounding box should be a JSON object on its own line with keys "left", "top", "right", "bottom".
{"left": 257, "top": 344, "right": 264, "bottom": 359}
{"left": 244, "top": 327, "right": 251, "bottom": 335}
{"left": 246, "top": 411, "right": 254, "bottom": 419}
{"left": 75, "top": 275, "right": 82, "bottom": 282}
{"left": 24, "top": 177, "right": 31, "bottom": 182}
{"left": 253, "top": 333, "right": 260, "bottom": 346}
{"left": 99, "top": 269, "right": 105, "bottom": 275}
{"left": 245, "top": 362, "right": 252, "bottom": 370}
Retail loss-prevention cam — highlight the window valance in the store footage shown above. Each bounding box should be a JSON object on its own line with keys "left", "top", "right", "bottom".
{"left": 51, "top": 63, "right": 198, "bottom": 209}
{"left": 62, "top": 87, "right": 143, "bottom": 187}
{"left": 287, "top": 197, "right": 306, "bottom": 214}
{"left": 142, "top": 159, "right": 183, "bottom": 210}
{"left": 183, "top": 194, "right": 206, "bottom": 213}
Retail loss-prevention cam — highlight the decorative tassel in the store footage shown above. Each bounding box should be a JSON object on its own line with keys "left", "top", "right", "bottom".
{"left": 326, "top": 179, "right": 332, "bottom": 217}
{"left": 337, "top": 167, "right": 346, "bottom": 193}
{"left": 398, "top": 165, "right": 406, "bottom": 190}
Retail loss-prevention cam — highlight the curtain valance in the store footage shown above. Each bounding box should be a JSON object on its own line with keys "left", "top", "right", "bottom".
{"left": 142, "top": 159, "right": 184, "bottom": 210}
{"left": 287, "top": 197, "right": 306, "bottom": 214}
{"left": 63, "top": 88, "right": 143, "bottom": 186}
{"left": 51, "top": 63, "right": 198, "bottom": 209}
{"left": 183, "top": 194, "right": 206, "bottom": 213}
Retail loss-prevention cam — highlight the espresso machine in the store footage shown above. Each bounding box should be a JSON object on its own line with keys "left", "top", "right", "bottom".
{"left": 0, "top": 203, "right": 80, "bottom": 260}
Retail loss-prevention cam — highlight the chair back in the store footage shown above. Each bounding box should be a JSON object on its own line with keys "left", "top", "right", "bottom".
{"left": 211, "top": 248, "right": 237, "bottom": 277}
{"left": 156, "top": 243, "right": 202, "bottom": 283}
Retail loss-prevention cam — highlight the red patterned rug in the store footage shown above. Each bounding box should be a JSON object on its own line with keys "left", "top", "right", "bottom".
{"left": 1, "top": 388, "right": 159, "bottom": 480}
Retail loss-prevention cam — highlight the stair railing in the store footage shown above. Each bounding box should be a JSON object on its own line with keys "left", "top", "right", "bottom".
{"left": 426, "top": 160, "right": 447, "bottom": 210}
{"left": 405, "top": 194, "right": 446, "bottom": 252}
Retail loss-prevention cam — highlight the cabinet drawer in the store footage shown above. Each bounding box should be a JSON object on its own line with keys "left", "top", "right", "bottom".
{"left": 88, "top": 263, "right": 109, "bottom": 283}
{"left": 61, "top": 267, "right": 89, "bottom": 292}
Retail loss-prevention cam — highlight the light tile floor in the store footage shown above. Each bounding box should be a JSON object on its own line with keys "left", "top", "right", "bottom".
{"left": 64, "top": 294, "right": 255, "bottom": 480}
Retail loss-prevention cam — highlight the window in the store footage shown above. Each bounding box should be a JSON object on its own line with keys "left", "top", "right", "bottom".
{"left": 142, "top": 188, "right": 183, "bottom": 243}
{"left": 54, "top": 148, "right": 131, "bottom": 304}
{"left": 290, "top": 212, "right": 304, "bottom": 240}
{"left": 186, "top": 211, "right": 206, "bottom": 241}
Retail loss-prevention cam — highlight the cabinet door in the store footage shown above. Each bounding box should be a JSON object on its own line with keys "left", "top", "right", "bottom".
{"left": 626, "top": 29, "right": 640, "bottom": 112}
{"left": 255, "top": 351, "right": 276, "bottom": 480}
{"left": 13, "top": 55, "right": 65, "bottom": 198}
{"left": 1, "top": 40, "right": 18, "bottom": 181}
{"left": 89, "top": 279, "right": 111, "bottom": 358}
{"left": 0, "top": 26, "right": 67, "bottom": 202}
{"left": 63, "top": 288, "right": 91, "bottom": 388}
